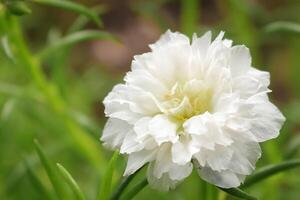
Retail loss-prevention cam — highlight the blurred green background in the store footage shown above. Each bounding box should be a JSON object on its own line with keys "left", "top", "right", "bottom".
{"left": 1, "top": 0, "right": 300, "bottom": 199}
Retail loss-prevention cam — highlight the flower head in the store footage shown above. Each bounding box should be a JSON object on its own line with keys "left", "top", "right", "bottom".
{"left": 101, "top": 30, "right": 285, "bottom": 190}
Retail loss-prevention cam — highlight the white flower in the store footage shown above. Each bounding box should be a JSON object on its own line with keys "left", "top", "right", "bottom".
{"left": 101, "top": 30, "right": 285, "bottom": 190}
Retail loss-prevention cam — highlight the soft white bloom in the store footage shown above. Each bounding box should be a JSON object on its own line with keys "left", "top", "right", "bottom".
{"left": 101, "top": 30, "right": 285, "bottom": 190}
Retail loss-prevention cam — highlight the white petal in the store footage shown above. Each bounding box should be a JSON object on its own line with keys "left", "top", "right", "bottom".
{"left": 148, "top": 115, "right": 178, "bottom": 145}
{"left": 147, "top": 162, "right": 178, "bottom": 191}
{"left": 152, "top": 143, "right": 173, "bottom": 178}
{"left": 120, "top": 130, "right": 144, "bottom": 154}
{"left": 184, "top": 113, "right": 233, "bottom": 149}
{"left": 101, "top": 118, "right": 131, "bottom": 149}
{"left": 194, "top": 145, "right": 234, "bottom": 171}
{"left": 124, "top": 69, "right": 168, "bottom": 99}
{"left": 247, "top": 94, "right": 286, "bottom": 142}
{"left": 229, "top": 45, "right": 251, "bottom": 77}
{"left": 149, "top": 30, "right": 190, "bottom": 50}
{"left": 171, "top": 135, "right": 197, "bottom": 165}
{"left": 169, "top": 163, "right": 193, "bottom": 181}
{"left": 197, "top": 166, "right": 245, "bottom": 188}
{"left": 192, "top": 31, "right": 212, "bottom": 59}
{"left": 228, "top": 140, "right": 261, "bottom": 174}
{"left": 124, "top": 149, "right": 157, "bottom": 176}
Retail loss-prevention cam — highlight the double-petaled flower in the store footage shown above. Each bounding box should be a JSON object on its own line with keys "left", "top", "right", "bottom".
{"left": 101, "top": 30, "right": 285, "bottom": 190}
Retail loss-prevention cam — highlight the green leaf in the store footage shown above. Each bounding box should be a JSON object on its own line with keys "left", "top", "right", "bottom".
{"left": 98, "top": 151, "right": 119, "bottom": 200}
{"left": 284, "top": 134, "right": 300, "bottom": 159}
{"left": 121, "top": 179, "right": 148, "bottom": 200}
{"left": 38, "top": 30, "right": 118, "bottom": 59}
{"left": 34, "top": 139, "right": 68, "bottom": 200}
{"left": 68, "top": 5, "right": 107, "bottom": 33}
{"left": 218, "top": 187, "right": 257, "bottom": 200}
{"left": 24, "top": 159, "right": 54, "bottom": 200}
{"left": 264, "top": 21, "right": 300, "bottom": 36}
{"left": 6, "top": 0, "right": 32, "bottom": 16}
{"left": 241, "top": 159, "right": 300, "bottom": 188}
{"left": 110, "top": 166, "right": 144, "bottom": 200}
{"left": 30, "top": 0, "right": 102, "bottom": 26}
{"left": 56, "top": 163, "right": 86, "bottom": 200}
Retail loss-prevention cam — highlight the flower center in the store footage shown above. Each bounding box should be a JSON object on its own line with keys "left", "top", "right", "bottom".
{"left": 163, "top": 80, "right": 212, "bottom": 125}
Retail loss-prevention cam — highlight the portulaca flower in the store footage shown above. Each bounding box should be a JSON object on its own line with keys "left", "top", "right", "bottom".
{"left": 101, "top": 30, "right": 285, "bottom": 190}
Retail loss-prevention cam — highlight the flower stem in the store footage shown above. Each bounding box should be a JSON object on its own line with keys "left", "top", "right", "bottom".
{"left": 109, "top": 167, "right": 143, "bottom": 200}
{"left": 121, "top": 178, "right": 148, "bottom": 200}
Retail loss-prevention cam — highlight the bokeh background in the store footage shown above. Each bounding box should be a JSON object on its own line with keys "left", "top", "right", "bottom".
{"left": 1, "top": 0, "right": 300, "bottom": 199}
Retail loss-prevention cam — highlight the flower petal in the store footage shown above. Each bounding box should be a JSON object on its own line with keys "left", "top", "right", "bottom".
{"left": 196, "top": 165, "right": 245, "bottom": 188}
{"left": 101, "top": 118, "right": 131, "bottom": 149}
{"left": 124, "top": 149, "right": 157, "bottom": 176}
{"left": 149, "top": 115, "right": 178, "bottom": 145}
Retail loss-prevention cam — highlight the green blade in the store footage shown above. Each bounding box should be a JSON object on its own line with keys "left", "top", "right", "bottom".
{"left": 30, "top": 0, "right": 102, "bottom": 26}
{"left": 218, "top": 187, "right": 257, "bottom": 200}
{"left": 264, "top": 21, "right": 300, "bottom": 36}
{"left": 39, "top": 30, "right": 118, "bottom": 60}
{"left": 242, "top": 159, "right": 300, "bottom": 188}
{"left": 34, "top": 139, "right": 68, "bottom": 200}
{"left": 98, "top": 151, "right": 119, "bottom": 200}
{"left": 121, "top": 178, "right": 148, "bottom": 200}
{"left": 56, "top": 163, "right": 86, "bottom": 200}
{"left": 24, "top": 159, "right": 55, "bottom": 200}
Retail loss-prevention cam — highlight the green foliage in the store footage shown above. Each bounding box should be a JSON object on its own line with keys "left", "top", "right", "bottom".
{"left": 0, "top": 0, "right": 300, "bottom": 200}
{"left": 34, "top": 139, "right": 69, "bottom": 199}
{"left": 30, "top": 0, "right": 102, "bottom": 26}
{"left": 242, "top": 159, "right": 300, "bottom": 188}
{"left": 56, "top": 163, "right": 86, "bottom": 200}
{"left": 218, "top": 187, "right": 257, "bottom": 200}
{"left": 98, "top": 151, "right": 119, "bottom": 200}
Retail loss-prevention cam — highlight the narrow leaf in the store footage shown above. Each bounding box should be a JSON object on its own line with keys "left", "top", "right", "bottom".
{"left": 24, "top": 159, "right": 54, "bottom": 200}
{"left": 110, "top": 166, "right": 144, "bottom": 200}
{"left": 56, "top": 163, "right": 86, "bottom": 200}
{"left": 284, "top": 135, "right": 300, "bottom": 159}
{"left": 31, "top": 0, "right": 102, "bottom": 26}
{"left": 121, "top": 178, "right": 148, "bottom": 200}
{"left": 242, "top": 159, "right": 300, "bottom": 188}
{"left": 39, "top": 30, "right": 118, "bottom": 59}
{"left": 218, "top": 187, "right": 257, "bottom": 200}
{"left": 264, "top": 21, "right": 300, "bottom": 36}
{"left": 34, "top": 139, "right": 67, "bottom": 199}
{"left": 68, "top": 5, "right": 107, "bottom": 33}
{"left": 98, "top": 151, "right": 119, "bottom": 200}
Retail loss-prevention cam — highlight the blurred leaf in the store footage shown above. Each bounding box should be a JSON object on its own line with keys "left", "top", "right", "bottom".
{"left": 6, "top": 0, "right": 32, "bottom": 16}
{"left": 24, "top": 159, "right": 54, "bottom": 200}
{"left": 110, "top": 167, "right": 144, "bottom": 200}
{"left": 39, "top": 30, "right": 118, "bottom": 60}
{"left": 1, "top": 98, "right": 16, "bottom": 120}
{"left": 1, "top": 36, "right": 15, "bottom": 62}
{"left": 68, "top": 5, "right": 107, "bottom": 33}
{"left": 241, "top": 159, "right": 300, "bottom": 188}
{"left": 31, "top": 0, "right": 102, "bottom": 26}
{"left": 56, "top": 163, "right": 85, "bottom": 200}
{"left": 34, "top": 139, "right": 68, "bottom": 200}
{"left": 284, "top": 134, "right": 300, "bottom": 159}
{"left": 180, "top": 0, "right": 199, "bottom": 37}
{"left": 98, "top": 151, "right": 119, "bottom": 200}
{"left": 121, "top": 178, "right": 148, "bottom": 200}
{"left": 264, "top": 21, "right": 300, "bottom": 36}
{"left": 218, "top": 187, "right": 257, "bottom": 200}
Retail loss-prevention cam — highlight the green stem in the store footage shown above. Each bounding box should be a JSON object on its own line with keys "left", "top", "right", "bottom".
{"left": 206, "top": 183, "right": 218, "bottom": 200}
{"left": 200, "top": 179, "right": 207, "bottom": 200}
{"left": 110, "top": 169, "right": 142, "bottom": 200}
{"left": 121, "top": 178, "right": 148, "bottom": 200}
